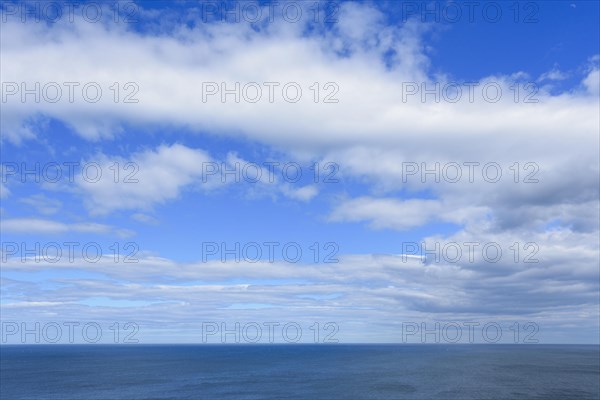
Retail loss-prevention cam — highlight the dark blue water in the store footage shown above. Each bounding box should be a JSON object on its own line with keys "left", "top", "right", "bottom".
{"left": 1, "top": 345, "right": 598, "bottom": 399}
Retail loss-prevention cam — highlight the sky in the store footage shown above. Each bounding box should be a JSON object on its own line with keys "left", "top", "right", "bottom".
{"left": 0, "top": 0, "right": 599, "bottom": 344}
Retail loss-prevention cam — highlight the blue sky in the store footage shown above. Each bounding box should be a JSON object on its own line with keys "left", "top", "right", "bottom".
{"left": 1, "top": 0, "right": 599, "bottom": 344}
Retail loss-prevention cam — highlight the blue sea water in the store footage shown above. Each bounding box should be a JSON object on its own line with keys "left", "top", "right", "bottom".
{"left": 1, "top": 345, "right": 598, "bottom": 400}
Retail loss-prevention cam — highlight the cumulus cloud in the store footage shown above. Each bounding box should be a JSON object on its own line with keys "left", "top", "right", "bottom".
{"left": 1, "top": 3, "right": 596, "bottom": 151}
{"left": 75, "top": 143, "right": 213, "bottom": 215}
{"left": 2, "top": 1, "right": 596, "bottom": 232}
{"left": 72, "top": 144, "right": 323, "bottom": 214}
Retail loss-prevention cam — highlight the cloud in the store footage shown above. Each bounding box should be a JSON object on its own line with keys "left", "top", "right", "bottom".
{"left": 2, "top": 2, "right": 595, "bottom": 152}
{"left": 330, "top": 197, "right": 443, "bottom": 229}
{"left": 2, "top": 2, "right": 596, "bottom": 233}
{"left": 281, "top": 184, "right": 318, "bottom": 202}
{"left": 73, "top": 144, "right": 323, "bottom": 214}
{"left": 325, "top": 148, "right": 598, "bottom": 234}
{"left": 0, "top": 182, "right": 9, "bottom": 199}
{"left": 329, "top": 196, "right": 492, "bottom": 230}
{"left": 131, "top": 213, "right": 159, "bottom": 224}
{"left": 1, "top": 224, "right": 597, "bottom": 343}
{"left": 538, "top": 67, "right": 568, "bottom": 82}
{"left": 19, "top": 194, "right": 62, "bottom": 215}
{"left": 583, "top": 68, "right": 599, "bottom": 96}
{"left": 0, "top": 217, "right": 133, "bottom": 238}
{"left": 75, "top": 143, "right": 213, "bottom": 215}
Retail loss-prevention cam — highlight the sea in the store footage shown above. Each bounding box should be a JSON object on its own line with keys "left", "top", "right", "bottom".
{"left": 1, "top": 345, "right": 599, "bottom": 399}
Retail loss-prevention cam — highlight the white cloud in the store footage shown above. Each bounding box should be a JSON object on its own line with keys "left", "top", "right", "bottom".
{"left": 2, "top": 4, "right": 597, "bottom": 228}
{"left": 76, "top": 143, "right": 213, "bottom": 214}
{"left": 0, "top": 217, "right": 133, "bottom": 238}
{"left": 19, "top": 194, "right": 62, "bottom": 215}
{"left": 330, "top": 197, "right": 443, "bottom": 229}
{"left": 583, "top": 68, "right": 599, "bottom": 96}
{"left": 538, "top": 67, "right": 568, "bottom": 82}
{"left": 131, "top": 213, "right": 159, "bottom": 224}
{"left": 73, "top": 145, "right": 323, "bottom": 214}
{"left": 329, "top": 196, "right": 491, "bottom": 230}
{"left": 1, "top": 226, "right": 597, "bottom": 342}
{"left": 0, "top": 182, "right": 9, "bottom": 199}
{"left": 2, "top": 3, "right": 596, "bottom": 153}
{"left": 281, "top": 184, "right": 318, "bottom": 202}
